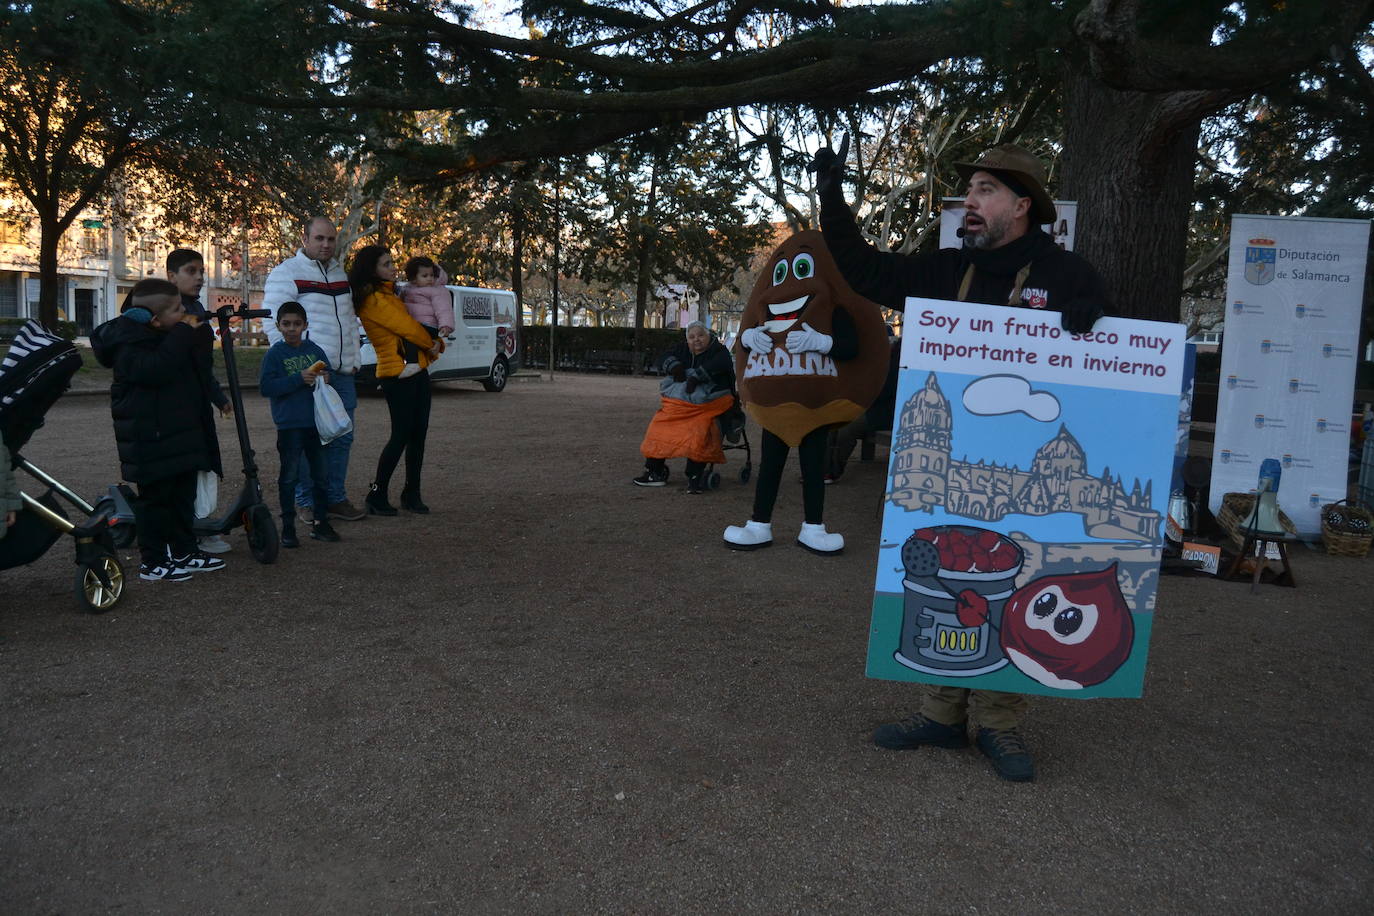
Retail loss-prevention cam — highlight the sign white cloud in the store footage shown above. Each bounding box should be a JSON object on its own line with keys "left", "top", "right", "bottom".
{"left": 962, "top": 374, "right": 1061, "bottom": 422}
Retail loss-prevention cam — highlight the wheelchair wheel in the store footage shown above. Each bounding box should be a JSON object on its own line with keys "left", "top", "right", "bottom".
{"left": 76, "top": 555, "right": 125, "bottom": 613}
{"left": 740, "top": 465, "right": 752, "bottom": 484}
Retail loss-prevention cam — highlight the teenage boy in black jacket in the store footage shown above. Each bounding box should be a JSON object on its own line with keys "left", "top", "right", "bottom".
{"left": 91, "top": 278, "right": 226, "bottom": 581}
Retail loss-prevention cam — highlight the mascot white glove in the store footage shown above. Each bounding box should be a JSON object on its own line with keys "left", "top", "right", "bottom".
{"left": 786, "top": 322, "right": 833, "bottom": 354}
{"left": 740, "top": 326, "right": 773, "bottom": 354}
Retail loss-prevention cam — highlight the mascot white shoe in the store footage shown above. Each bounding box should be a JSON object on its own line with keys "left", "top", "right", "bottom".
{"left": 797, "top": 522, "right": 844, "bottom": 555}
{"left": 724, "top": 520, "right": 773, "bottom": 550}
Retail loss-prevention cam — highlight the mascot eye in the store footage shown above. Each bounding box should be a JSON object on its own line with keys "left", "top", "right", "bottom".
{"left": 1032, "top": 592, "right": 1057, "bottom": 618}
{"left": 1054, "top": 607, "right": 1083, "bottom": 636}
{"left": 791, "top": 253, "right": 815, "bottom": 279}
{"left": 772, "top": 260, "right": 789, "bottom": 285}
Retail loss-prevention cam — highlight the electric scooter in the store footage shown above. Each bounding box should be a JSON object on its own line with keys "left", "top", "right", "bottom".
{"left": 101, "top": 303, "right": 280, "bottom": 564}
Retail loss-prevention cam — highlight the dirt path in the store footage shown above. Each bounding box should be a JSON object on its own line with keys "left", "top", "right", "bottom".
{"left": 2, "top": 374, "right": 1371, "bottom": 913}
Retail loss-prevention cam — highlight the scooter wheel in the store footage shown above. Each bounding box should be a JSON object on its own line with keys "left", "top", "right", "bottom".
{"left": 739, "top": 465, "right": 752, "bottom": 484}
{"left": 76, "top": 555, "right": 124, "bottom": 613}
{"left": 244, "top": 504, "right": 280, "bottom": 565}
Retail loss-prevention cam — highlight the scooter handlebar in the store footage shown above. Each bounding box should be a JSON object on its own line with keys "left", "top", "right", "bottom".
{"left": 213, "top": 304, "right": 274, "bottom": 321}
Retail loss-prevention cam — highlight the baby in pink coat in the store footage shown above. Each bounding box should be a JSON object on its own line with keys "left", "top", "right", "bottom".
{"left": 398, "top": 256, "right": 456, "bottom": 378}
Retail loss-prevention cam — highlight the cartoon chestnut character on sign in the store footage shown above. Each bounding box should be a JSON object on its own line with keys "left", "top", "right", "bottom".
{"left": 999, "top": 565, "right": 1134, "bottom": 690}
{"left": 724, "top": 231, "right": 889, "bottom": 555}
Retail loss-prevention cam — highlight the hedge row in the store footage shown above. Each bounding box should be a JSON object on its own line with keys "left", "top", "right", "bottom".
{"left": 0, "top": 317, "right": 78, "bottom": 341}
{"left": 519, "top": 325, "right": 691, "bottom": 373}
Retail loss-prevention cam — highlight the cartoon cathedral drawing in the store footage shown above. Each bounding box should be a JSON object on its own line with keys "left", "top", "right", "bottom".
{"left": 890, "top": 373, "right": 1162, "bottom": 541}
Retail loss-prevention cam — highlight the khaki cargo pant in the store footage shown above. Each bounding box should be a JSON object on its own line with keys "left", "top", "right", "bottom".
{"left": 921, "top": 685, "right": 1028, "bottom": 731}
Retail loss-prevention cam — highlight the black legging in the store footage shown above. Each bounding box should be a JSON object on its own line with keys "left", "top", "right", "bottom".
{"left": 375, "top": 369, "right": 432, "bottom": 494}
{"left": 752, "top": 427, "right": 828, "bottom": 524}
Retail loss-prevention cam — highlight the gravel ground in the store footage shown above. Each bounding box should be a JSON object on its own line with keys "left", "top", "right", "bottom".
{"left": 2, "top": 373, "right": 1371, "bottom": 914}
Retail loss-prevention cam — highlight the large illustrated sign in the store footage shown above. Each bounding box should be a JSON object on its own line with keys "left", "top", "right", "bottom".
{"left": 867, "top": 300, "right": 1185, "bottom": 699}
{"left": 1209, "top": 215, "right": 1370, "bottom": 536}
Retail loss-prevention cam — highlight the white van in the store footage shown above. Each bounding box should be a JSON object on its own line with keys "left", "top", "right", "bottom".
{"left": 357, "top": 285, "right": 520, "bottom": 392}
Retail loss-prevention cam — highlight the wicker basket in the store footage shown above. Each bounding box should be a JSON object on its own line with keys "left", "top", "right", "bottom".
{"left": 1217, "top": 492, "right": 1296, "bottom": 549}
{"left": 1320, "top": 499, "right": 1373, "bottom": 558}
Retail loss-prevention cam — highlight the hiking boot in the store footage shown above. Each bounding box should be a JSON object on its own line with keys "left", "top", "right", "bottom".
{"left": 723, "top": 520, "right": 772, "bottom": 550}
{"left": 139, "top": 562, "right": 192, "bottom": 582}
{"left": 281, "top": 526, "right": 300, "bottom": 549}
{"left": 632, "top": 469, "right": 668, "bottom": 487}
{"left": 329, "top": 499, "right": 367, "bottom": 521}
{"left": 198, "top": 534, "right": 232, "bottom": 553}
{"left": 975, "top": 726, "right": 1036, "bottom": 782}
{"left": 310, "top": 520, "right": 341, "bottom": 542}
{"left": 172, "top": 551, "right": 226, "bottom": 573}
{"left": 364, "top": 485, "right": 397, "bottom": 516}
{"left": 872, "top": 714, "right": 969, "bottom": 750}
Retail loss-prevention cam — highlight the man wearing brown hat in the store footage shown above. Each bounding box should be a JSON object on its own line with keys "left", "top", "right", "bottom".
{"left": 814, "top": 140, "right": 1107, "bottom": 335}
{"left": 813, "top": 140, "right": 1111, "bottom": 782}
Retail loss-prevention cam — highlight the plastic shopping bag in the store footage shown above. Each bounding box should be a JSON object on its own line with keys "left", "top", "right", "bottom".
{"left": 313, "top": 381, "right": 353, "bottom": 445}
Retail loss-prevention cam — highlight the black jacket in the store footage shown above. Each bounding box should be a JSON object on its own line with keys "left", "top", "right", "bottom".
{"left": 819, "top": 184, "right": 1110, "bottom": 318}
{"left": 661, "top": 338, "right": 735, "bottom": 399}
{"left": 90, "top": 316, "right": 217, "bottom": 484}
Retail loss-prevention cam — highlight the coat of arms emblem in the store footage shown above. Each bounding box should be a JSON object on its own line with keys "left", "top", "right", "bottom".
{"left": 1245, "top": 238, "right": 1276, "bottom": 285}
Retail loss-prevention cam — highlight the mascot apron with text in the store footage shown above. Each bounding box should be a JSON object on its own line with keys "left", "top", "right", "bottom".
{"left": 723, "top": 231, "right": 888, "bottom": 554}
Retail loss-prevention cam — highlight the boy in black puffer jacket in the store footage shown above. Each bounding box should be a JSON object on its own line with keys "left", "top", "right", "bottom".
{"left": 90, "top": 278, "right": 225, "bottom": 582}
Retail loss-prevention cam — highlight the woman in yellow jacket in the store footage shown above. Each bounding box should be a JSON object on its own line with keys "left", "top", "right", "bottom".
{"left": 348, "top": 245, "right": 444, "bottom": 515}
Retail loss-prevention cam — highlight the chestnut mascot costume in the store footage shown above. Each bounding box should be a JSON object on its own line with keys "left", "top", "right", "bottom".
{"left": 724, "top": 231, "right": 889, "bottom": 554}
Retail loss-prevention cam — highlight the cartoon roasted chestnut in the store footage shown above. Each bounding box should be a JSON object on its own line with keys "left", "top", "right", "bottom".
{"left": 734, "top": 231, "right": 889, "bottom": 446}
{"left": 999, "top": 564, "right": 1134, "bottom": 690}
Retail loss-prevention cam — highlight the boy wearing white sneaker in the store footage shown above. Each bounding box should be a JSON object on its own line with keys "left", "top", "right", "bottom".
{"left": 90, "top": 279, "right": 226, "bottom": 581}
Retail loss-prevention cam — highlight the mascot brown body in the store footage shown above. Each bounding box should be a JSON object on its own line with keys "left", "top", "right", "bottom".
{"left": 724, "top": 231, "right": 889, "bottom": 554}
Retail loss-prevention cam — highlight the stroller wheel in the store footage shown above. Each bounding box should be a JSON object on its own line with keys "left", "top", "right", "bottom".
{"left": 76, "top": 556, "right": 125, "bottom": 613}
{"left": 244, "top": 504, "right": 280, "bottom": 565}
{"left": 708, "top": 472, "right": 721, "bottom": 490}
{"left": 739, "top": 465, "right": 752, "bottom": 484}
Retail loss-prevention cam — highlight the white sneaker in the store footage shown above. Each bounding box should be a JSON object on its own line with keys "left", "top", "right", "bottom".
{"left": 724, "top": 520, "right": 772, "bottom": 550}
{"left": 398, "top": 363, "right": 421, "bottom": 379}
{"left": 797, "top": 522, "right": 844, "bottom": 555}
{"left": 198, "top": 534, "right": 232, "bottom": 553}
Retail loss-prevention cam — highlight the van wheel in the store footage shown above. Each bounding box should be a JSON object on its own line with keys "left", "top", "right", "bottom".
{"left": 482, "top": 356, "right": 509, "bottom": 392}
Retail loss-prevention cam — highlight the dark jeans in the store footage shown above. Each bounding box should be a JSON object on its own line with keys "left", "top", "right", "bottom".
{"left": 277, "top": 427, "right": 328, "bottom": 528}
{"left": 376, "top": 369, "right": 432, "bottom": 494}
{"left": 295, "top": 371, "right": 356, "bottom": 507}
{"left": 753, "top": 427, "right": 829, "bottom": 524}
{"left": 134, "top": 469, "right": 198, "bottom": 566}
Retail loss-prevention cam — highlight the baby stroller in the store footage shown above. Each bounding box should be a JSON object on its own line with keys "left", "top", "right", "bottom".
{"left": 1, "top": 321, "right": 125, "bottom": 612}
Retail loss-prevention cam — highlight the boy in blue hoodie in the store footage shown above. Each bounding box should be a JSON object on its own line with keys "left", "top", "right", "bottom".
{"left": 260, "top": 302, "right": 341, "bottom": 548}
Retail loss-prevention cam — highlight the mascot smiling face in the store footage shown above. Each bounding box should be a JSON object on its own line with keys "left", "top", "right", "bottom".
{"left": 735, "top": 231, "right": 888, "bottom": 446}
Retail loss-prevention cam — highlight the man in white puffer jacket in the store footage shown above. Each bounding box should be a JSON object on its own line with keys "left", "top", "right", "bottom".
{"left": 263, "top": 216, "right": 366, "bottom": 521}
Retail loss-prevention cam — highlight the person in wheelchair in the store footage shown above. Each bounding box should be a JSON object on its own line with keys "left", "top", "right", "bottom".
{"left": 634, "top": 321, "right": 736, "bottom": 494}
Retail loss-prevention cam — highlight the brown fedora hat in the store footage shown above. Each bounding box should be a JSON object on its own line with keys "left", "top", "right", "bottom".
{"left": 953, "top": 144, "right": 1057, "bottom": 225}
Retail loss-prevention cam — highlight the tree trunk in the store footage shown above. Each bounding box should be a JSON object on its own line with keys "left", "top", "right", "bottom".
{"left": 511, "top": 205, "right": 524, "bottom": 333}
{"left": 37, "top": 215, "right": 64, "bottom": 329}
{"left": 631, "top": 156, "right": 660, "bottom": 362}
{"left": 1060, "top": 67, "right": 1208, "bottom": 324}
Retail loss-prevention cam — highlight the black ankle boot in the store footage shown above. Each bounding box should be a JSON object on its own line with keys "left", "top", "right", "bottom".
{"left": 365, "top": 483, "right": 397, "bottom": 516}
{"left": 400, "top": 489, "right": 430, "bottom": 514}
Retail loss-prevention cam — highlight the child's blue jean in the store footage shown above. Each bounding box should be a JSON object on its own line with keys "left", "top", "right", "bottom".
{"left": 277, "top": 427, "right": 328, "bottom": 526}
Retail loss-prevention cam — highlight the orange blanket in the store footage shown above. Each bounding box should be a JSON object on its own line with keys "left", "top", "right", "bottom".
{"left": 640, "top": 395, "right": 735, "bottom": 464}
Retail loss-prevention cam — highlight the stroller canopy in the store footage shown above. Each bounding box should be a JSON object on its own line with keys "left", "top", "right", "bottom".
{"left": 1, "top": 320, "right": 82, "bottom": 455}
